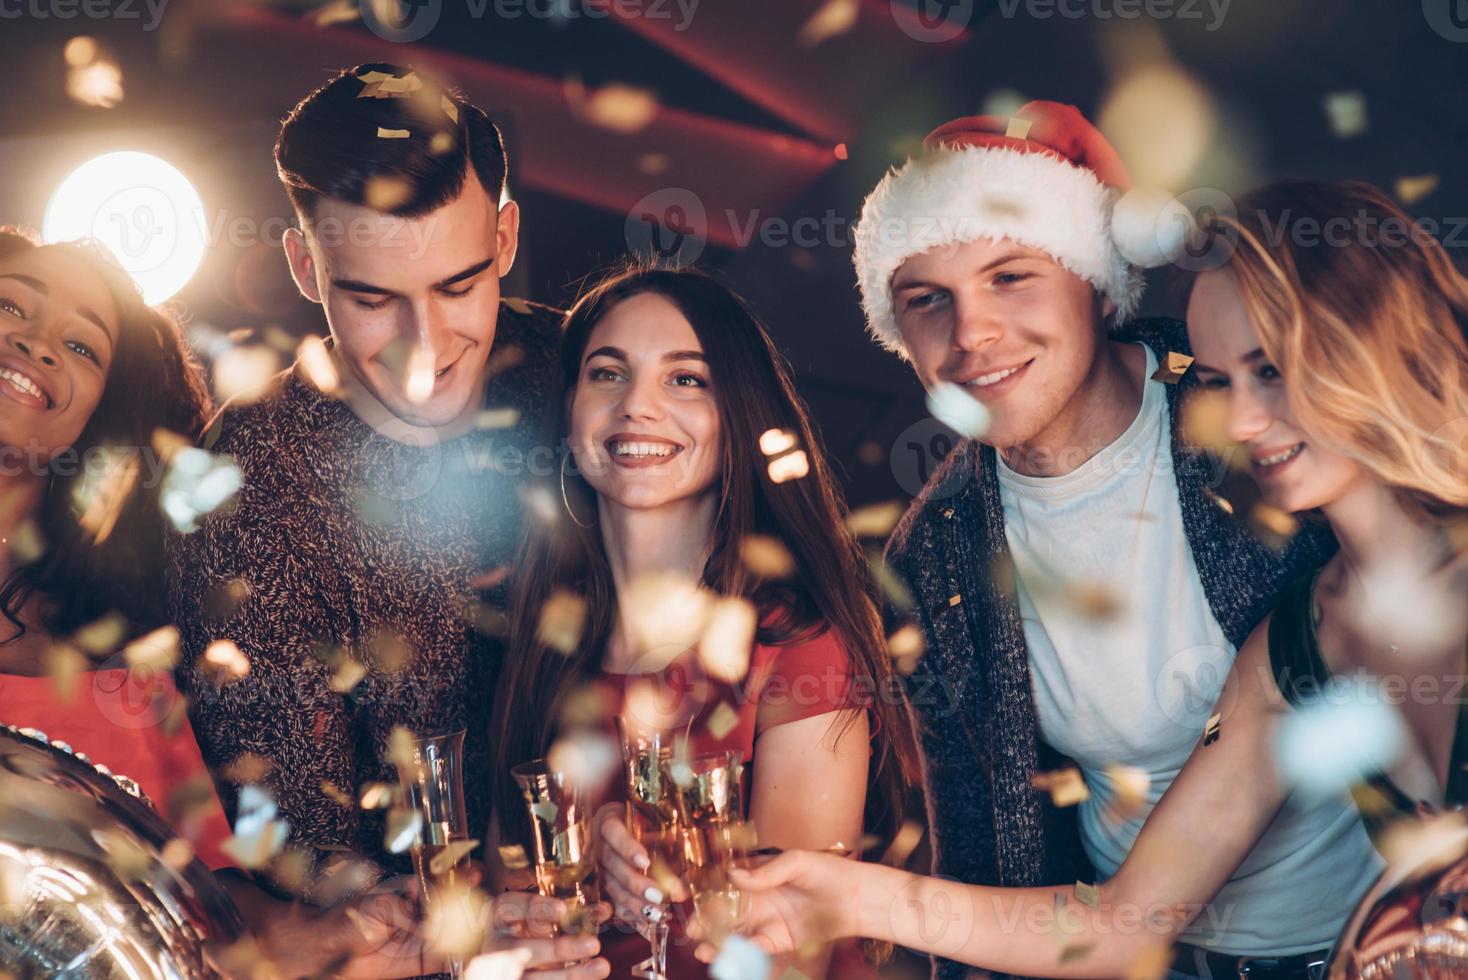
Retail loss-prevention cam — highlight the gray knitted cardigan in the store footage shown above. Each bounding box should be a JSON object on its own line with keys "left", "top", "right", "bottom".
{"left": 884, "top": 317, "right": 1337, "bottom": 980}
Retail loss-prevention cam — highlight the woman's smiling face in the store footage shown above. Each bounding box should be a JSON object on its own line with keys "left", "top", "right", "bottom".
{"left": 568, "top": 291, "right": 723, "bottom": 511}
{"left": 0, "top": 246, "right": 118, "bottom": 464}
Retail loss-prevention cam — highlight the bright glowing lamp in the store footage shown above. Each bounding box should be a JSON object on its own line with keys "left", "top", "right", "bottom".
{"left": 44, "top": 151, "right": 206, "bottom": 305}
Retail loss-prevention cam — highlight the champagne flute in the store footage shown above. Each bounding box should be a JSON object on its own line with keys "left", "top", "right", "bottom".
{"left": 664, "top": 750, "right": 752, "bottom": 944}
{"left": 395, "top": 729, "right": 472, "bottom": 980}
{"left": 511, "top": 758, "right": 602, "bottom": 956}
{"left": 617, "top": 722, "right": 685, "bottom": 980}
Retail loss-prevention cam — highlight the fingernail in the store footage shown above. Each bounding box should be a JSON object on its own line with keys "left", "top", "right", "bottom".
{"left": 646, "top": 905, "right": 664, "bottom": 924}
{"left": 634, "top": 854, "right": 651, "bottom": 870}
{"left": 643, "top": 885, "right": 663, "bottom": 904}
{"left": 575, "top": 936, "right": 599, "bottom": 955}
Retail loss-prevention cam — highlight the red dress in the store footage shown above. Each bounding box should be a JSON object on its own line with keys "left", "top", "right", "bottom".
{"left": 598, "top": 622, "right": 875, "bottom": 978}
{"left": 0, "top": 667, "right": 236, "bottom": 871}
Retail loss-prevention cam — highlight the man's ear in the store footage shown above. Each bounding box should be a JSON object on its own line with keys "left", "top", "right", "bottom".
{"left": 495, "top": 200, "right": 521, "bottom": 278}
{"left": 283, "top": 226, "right": 323, "bottom": 305}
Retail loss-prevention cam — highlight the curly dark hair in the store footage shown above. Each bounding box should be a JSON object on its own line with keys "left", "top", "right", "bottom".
{"left": 0, "top": 228, "right": 212, "bottom": 641}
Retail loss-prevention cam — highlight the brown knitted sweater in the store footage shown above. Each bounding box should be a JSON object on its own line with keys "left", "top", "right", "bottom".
{"left": 166, "top": 298, "right": 561, "bottom": 898}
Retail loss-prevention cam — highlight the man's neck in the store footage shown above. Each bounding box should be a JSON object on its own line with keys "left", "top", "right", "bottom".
{"left": 329, "top": 349, "right": 486, "bottom": 446}
{"left": 999, "top": 339, "right": 1147, "bottom": 478}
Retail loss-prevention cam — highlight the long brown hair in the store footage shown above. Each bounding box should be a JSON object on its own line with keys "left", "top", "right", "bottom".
{"left": 1199, "top": 180, "right": 1468, "bottom": 520}
{"left": 491, "top": 266, "right": 918, "bottom": 849}
{"left": 0, "top": 228, "right": 211, "bottom": 640}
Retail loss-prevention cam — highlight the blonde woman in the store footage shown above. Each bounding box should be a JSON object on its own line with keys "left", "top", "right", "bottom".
{"left": 702, "top": 180, "right": 1468, "bottom": 980}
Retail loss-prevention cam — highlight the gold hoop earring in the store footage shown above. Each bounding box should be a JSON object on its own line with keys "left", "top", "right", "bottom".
{"left": 560, "top": 451, "right": 596, "bottom": 529}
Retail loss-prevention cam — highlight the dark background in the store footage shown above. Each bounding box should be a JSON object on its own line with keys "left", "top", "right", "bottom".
{"left": 0, "top": 0, "right": 1464, "bottom": 506}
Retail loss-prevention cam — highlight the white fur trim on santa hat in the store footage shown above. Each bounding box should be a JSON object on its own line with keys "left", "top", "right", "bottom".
{"left": 853, "top": 145, "right": 1144, "bottom": 359}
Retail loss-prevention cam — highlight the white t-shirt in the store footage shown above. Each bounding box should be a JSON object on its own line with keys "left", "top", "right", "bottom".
{"left": 997, "top": 344, "right": 1381, "bottom": 955}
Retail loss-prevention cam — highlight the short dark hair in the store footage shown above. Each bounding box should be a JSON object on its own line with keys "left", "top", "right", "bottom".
{"left": 275, "top": 63, "right": 507, "bottom": 224}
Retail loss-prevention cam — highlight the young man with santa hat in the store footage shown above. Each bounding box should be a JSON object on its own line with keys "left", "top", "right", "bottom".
{"left": 697, "top": 102, "right": 1383, "bottom": 980}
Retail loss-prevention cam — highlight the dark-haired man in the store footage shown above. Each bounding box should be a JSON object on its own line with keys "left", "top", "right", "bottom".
{"left": 166, "top": 65, "right": 602, "bottom": 977}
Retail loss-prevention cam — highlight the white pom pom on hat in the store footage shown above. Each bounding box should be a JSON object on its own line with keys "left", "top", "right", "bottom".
{"left": 852, "top": 100, "right": 1186, "bottom": 360}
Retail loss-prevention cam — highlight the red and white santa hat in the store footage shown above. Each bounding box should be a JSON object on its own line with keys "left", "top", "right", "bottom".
{"left": 853, "top": 100, "right": 1186, "bottom": 359}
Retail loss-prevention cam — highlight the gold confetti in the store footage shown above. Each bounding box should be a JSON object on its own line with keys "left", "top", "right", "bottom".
{"left": 63, "top": 35, "right": 97, "bottom": 66}
{"left": 638, "top": 153, "right": 669, "bottom": 175}
{"left": 845, "top": 500, "right": 905, "bottom": 539}
{"left": 94, "top": 828, "right": 151, "bottom": 880}
{"left": 1059, "top": 943, "right": 1096, "bottom": 964}
{"left": 423, "top": 884, "right": 490, "bottom": 959}
{"left": 441, "top": 95, "right": 459, "bottom": 123}
{"left": 1322, "top": 91, "right": 1368, "bottom": 139}
{"left": 329, "top": 657, "right": 368, "bottom": 694}
{"left": 201, "top": 639, "right": 250, "bottom": 686}
{"left": 309, "top": 0, "right": 359, "bottom": 26}
{"left": 404, "top": 346, "right": 436, "bottom": 403}
{"left": 45, "top": 644, "right": 86, "bottom": 702}
{"left": 564, "top": 77, "right": 659, "bottom": 134}
{"left": 221, "top": 753, "right": 274, "bottom": 785}
{"left": 1181, "top": 388, "right": 1232, "bottom": 454}
{"left": 476, "top": 408, "right": 520, "bottom": 429}
{"left": 705, "top": 701, "right": 741, "bottom": 740}
{"left": 1123, "top": 944, "right": 1172, "bottom": 980}
{"left": 160, "top": 837, "right": 195, "bottom": 872}
{"left": 365, "top": 176, "right": 413, "bottom": 212}
{"left": 1073, "top": 880, "right": 1100, "bottom": 908}
{"left": 120, "top": 624, "right": 180, "bottom": 671}
{"left": 377, "top": 127, "right": 411, "bottom": 140}
{"left": 1150, "top": 351, "right": 1194, "bottom": 384}
{"left": 9, "top": 517, "right": 44, "bottom": 563}
{"left": 768, "top": 450, "right": 810, "bottom": 484}
{"left": 888, "top": 623, "right": 924, "bottom": 675}
{"left": 739, "top": 534, "right": 795, "bottom": 578}
{"left": 797, "top": 0, "right": 859, "bottom": 47}
{"left": 73, "top": 612, "right": 127, "bottom": 655}
{"left": 537, "top": 590, "right": 588, "bottom": 655}
{"left": 1032, "top": 767, "right": 1090, "bottom": 808}
{"left": 759, "top": 428, "right": 800, "bottom": 456}
{"left": 1203, "top": 713, "right": 1222, "bottom": 746}
{"left": 1069, "top": 582, "right": 1123, "bottom": 621}
{"left": 699, "top": 597, "right": 756, "bottom": 683}
{"left": 359, "top": 782, "right": 396, "bottom": 810}
{"left": 1103, "top": 765, "right": 1151, "bottom": 823}
{"left": 559, "top": 684, "right": 612, "bottom": 728}
{"left": 269, "top": 847, "right": 312, "bottom": 895}
{"left": 497, "top": 844, "right": 530, "bottom": 870}
{"left": 73, "top": 450, "right": 139, "bottom": 545}
{"left": 296, "top": 335, "right": 339, "bottom": 394}
{"left": 430, "top": 838, "right": 480, "bottom": 876}
{"left": 320, "top": 781, "right": 353, "bottom": 807}
{"left": 878, "top": 820, "right": 924, "bottom": 868}
{"left": 386, "top": 807, "right": 422, "bottom": 853}
{"left": 429, "top": 132, "right": 455, "bottom": 155}
{"left": 623, "top": 570, "right": 712, "bottom": 661}
{"left": 1248, "top": 504, "right": 1299, "bottom": 553}
{"left": 1005, "top": 117, "right": 1033, "bottom": 140}
{"left": 214, "top": 345, "right": 280, "bottom": 405}
{"left": 64, "top": 39, "right": 123, "bottom": 109}
{"left": 1396, "top": 174, "right": 1440, "bottom": 206}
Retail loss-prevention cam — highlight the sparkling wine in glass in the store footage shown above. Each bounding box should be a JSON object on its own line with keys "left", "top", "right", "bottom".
{"left": 395, "top": 729, "right": 473, "bottom": 980}
{"left": 666, "top": 750, "right": 753, "bottom": 944}
{"left": 618, "top": 722, "right": 685, "bottom": 980}
{"left": 512, "top": 759, "right": 602, "bottom": 952}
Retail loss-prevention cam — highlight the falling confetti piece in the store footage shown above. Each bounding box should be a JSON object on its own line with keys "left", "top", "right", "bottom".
{"left": 222, "top": 785, "right": 290, "bottom": 869}
{"left": 72, "top": 449, "right": 139, "bottom": 546}
{"left": 329, "top": 657, "right": 367, "bottom": 694}
{"left": 834, "top": 144, "right": 848, "bottom": 161}
{"left": 430, "top": 132, "right": 456, "bottom": 155}
{"left": 202, "top": 639, "right": 250, "bottom": 686}
{"left": 441, "top": 95, "right": 459, "bottom": 123}
{"left": 797, "top": 0, "right": 859, "bottom": 46}
{"left": 73, "top": 612, "right": 127, "bottom": 655}
{"left": 320, "top": 781, "right": 353, "bottom": 807}
{"left": 1395, "top": 174, "right": 1440, "bottom": 206}
{"left": 638, "top": 153, "right": 669, "bottom": 175}
{"left": 221, "top": 753, "right": 274, "bottom": 785}
{"left": 565, "top": 77, "right": 660, "bottom": 134}
{"left": 124, "top": 625, "right": 181, "bottom": 671}
{"left": 530, "top": 800, "right": 560, "bottom": 825}
{"left": 710, "top": 933, "right": 771, "bottom": 980}
{"left": 476, "top": 408, "right": 520, "bottom": 429}
{"left": 1322, "top": 91, "right": 1368, "bottom": 139}
{"left": 214, "top": 345, "right": 280, "bottom": 405}
{"left": 1181, "top": 389, "right": 1232, "bottom": 454}
{"left": 624, "top": 570, "right": 712, "bottom": 661}
{"left": 546, "top": 732, "right": 619, "bottom": 793}
{"left": 360, "top": 782, "right": 396, "bottom": 810}
{"left": 759, "top": 428, "right": 800, "bottom": 456}
{"left": 1203, "top": 713, "right": 1222, "bottom": 746}
{"left": 699, "top": 598, "right": 756, "bottom": 683}
{"left": 538, "top": 590, "right": 588, "bottom": 655}
{"left": 739, "top": 534, "right": 795, "bottom": 578}
{"left": 1150, "top": 351, "right": 1194, "bottom": 384}
{"left": 1073, "top": 880, "right": 1100, "bottom": 908}
{"left": 160, "top": 837, "right": 195, "bottom": 872}
{"left": 927, "top": 382, "right": 991, "bottom": 438}
{"left": 705, "top": 701, "right": 741, "bottom": 740}
{"left": 296, "top": 335, "right": 339, "bottom": 394}
{"left": 423, "top": 884, "right": 490, "bottom": 960}
{"left": 878, "top": 819, "right": 924, "bottom": 867}
{"left": 1059, "top": 942, "right": 1096, "bottom": 964}
{"left": 498, "top": 844, "right": 531, "bottom": 870}
{"left": 365, "top": 176, "right": 413, "bottom": 212}
{"left": 309, "top": 0, "right": 359, "bottom": 26}
{"left": 270, "top": 847, "right": 312, "bottom": 895}
{"left": 1276, "top": 676, "right": 1406, "bottom": 802}
{"left": 1124, "top": 945, "right": 1172, "bottom": 980}
{"left": 768, "top": 450, "right": 810, "bottom": 484}
{"left": 465, "top": 948, "right": 533, "bottom": 980}
{"left": 10, "top": 517, "right": 44, "bottom": 563}
{"left": 845, "top": 500, "right": 905, "bottom": 538}
{"left": 1032, "top": 767, "right": 1090, "bottom": 808}
{"left": 377, "top": 127, "right": 411, "bottom": 140}
{"left": 385, "top": 807, "right": 423, "bottom": 853}
{"left": 1248, "top": 504, "right": 1299, "bottom": 553}
{"left": 63, "top": 35, "right": 97, "bottom": 66}
{"left": 405, "top": 346, "right": 436, "bottom": 403}
{"left": 1068, "top": 582, "right": 1123, "bottom": 621}
{"left": 1103, "top": 765, "right": 1151, "bottom": 823}
{"left": 93, "top": 828, "right": 151, "bottom": 880}
{"left": 162, "top": 447, "right": 243, "bottom": 533}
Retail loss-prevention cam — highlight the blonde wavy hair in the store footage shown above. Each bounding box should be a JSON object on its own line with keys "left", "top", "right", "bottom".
{"left": 1203, "top": 179, "right": 1468, "bottom": 520}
